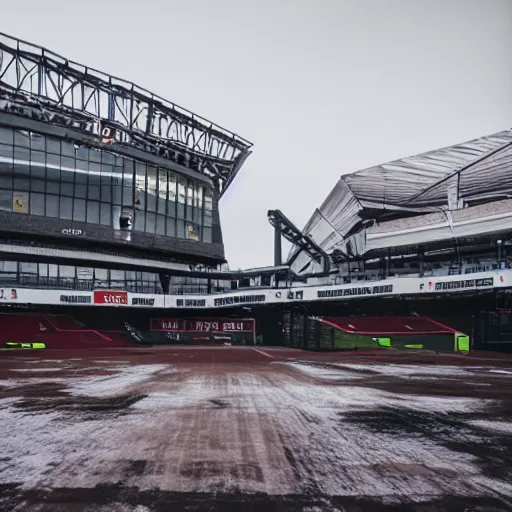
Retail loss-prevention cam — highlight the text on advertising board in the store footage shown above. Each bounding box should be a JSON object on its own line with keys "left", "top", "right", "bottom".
{"left": 61, "top": 228, "right": 83, "bottom": 236}
{"left": 60, "top": 295, "right": 91, "bottom": 304}
{"left": 191, "top": 320, "right": 254, "bottom": 332}
{"left": 221, "top": 321, "right": 254, "bottom": 332}
{"left": 151, "top": 319, "right": 182, "bottom": 331}
{"left": 94, "top": 291, "right": 128, "bottom": 305}
{"left": 318, "top": 284, "right": 393, "bottom": 299}
{"left": 177, "top": 299, "right": 206, "bottom": 307}
{"left": 278, "top": 290, "right": 304, "bottom": 300}
{"left": 213, "top": 294, "right": 266, "bottom": 307}
{"left": 132, "top": 297, "right": 155, "bottom": 306}
{"left": 430, "top": 277, "right": 494, "bottom": 291}
{"left": 150, "top": 318, "right": 255, "bottom": 332}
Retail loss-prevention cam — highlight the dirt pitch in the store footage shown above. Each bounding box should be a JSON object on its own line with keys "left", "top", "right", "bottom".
{"left": 1, "top": 346, "right": 512, "bottom": 511}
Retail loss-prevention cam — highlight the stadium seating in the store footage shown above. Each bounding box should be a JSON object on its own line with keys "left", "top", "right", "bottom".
{"left": 313, "top": 316, "right": 464, "bottom": 352}
{"left": 323, "top": 316, "right": 455, "bottom": 334}
{"left": 0, "top": 313, "right": 132, "bottom": 349}
{"left": 45, "top": 314, "right": 86, "bottom": 330}
{"left": 101, "top": 330, "right": 133, "bottom": 347}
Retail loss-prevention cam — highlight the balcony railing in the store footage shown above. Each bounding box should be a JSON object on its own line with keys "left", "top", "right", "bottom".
{"left": 0, "top": 274, "right": 231, "bottom": 295}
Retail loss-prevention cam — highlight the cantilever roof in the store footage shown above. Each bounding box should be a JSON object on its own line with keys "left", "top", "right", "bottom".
{"left": 341, "top": 130, "right": 512, "bottom": 209}
{"left": 290, "top": 129, "right": 512, "bottom": 268}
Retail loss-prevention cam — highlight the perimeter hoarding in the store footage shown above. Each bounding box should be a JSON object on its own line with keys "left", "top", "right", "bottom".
{"left": 0, "top": 269, "right": 507, "bottom": 308}
{"left": 150, "top": 318, "right": 255, "bottom": 332}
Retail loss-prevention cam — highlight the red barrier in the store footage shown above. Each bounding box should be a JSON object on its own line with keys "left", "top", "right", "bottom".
{"left": 150, "top": 318, "right": 255, "bottom": 333}
{"left": 322, "top": 316, "right": 458, "bottom": 335}
{"left": 93, "top": 290, "right": 128, "bottom": 305}
{"left": 0, "top": 313, "right": 130, "bottom": 349}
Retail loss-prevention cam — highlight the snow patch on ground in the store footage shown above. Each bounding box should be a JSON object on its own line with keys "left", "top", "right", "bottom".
{"left": 289, "top": 362, "right": 512, "bottom": 381}
{"left": 283, "top": 361, "right": 479, "bottom": 382}
{"left": 94, "top": 360, "right": 131, "bottom": 364}
{"left": 132, "top": 374, "right": 228, "bottom": 410}
{"left": 0, "top": 397, "right": 125, "bottom": 488}
{"left": 278, "top": 362, "right": 364, "bottom": 380}
{"left": 109, "top": 374, "right": 489, "bottom": 496}
{"left": 469, "top": 420, "right": 512, "bottom": 434}
{"left": 337, "top": 363, "right": 469, "bottom": 378}
{"left": 4, "top": 377, "right": 68, "bottom": 386}
{"left": 68, "top": 364, "right": 169, "bottom": 397}
{"left": 11, "top": 368, "right": 63, "bottom": 372}
{"left": 0, "top": 358, "right": 510, "bottom": 501}
{"left": 29, "top": 359, "right": 67, "bottom": 363}
{"left": 489, "top": 369, "right": 512, "bottom": 375}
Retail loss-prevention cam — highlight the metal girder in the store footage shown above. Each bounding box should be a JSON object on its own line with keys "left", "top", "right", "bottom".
{"left": 364, "top": 232, "right": 511, "bottom": 259}
{"left": 267, "top": 209, "right": 331, "bottom": 273}
{"left": 0, "top": 32, "right": 252, "bottom": 195}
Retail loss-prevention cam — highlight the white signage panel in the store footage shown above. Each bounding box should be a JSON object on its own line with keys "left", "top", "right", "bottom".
{"left": 0, "top": 270, "right": 509, "bottom": 308}
{"left": 129, "top": 294, "right": 165, "bottom": 308}
{"left": 0, "top": 288, "right": 94, "bottom": 305}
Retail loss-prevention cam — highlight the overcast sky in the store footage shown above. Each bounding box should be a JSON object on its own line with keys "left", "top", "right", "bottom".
{"left": 2, "top": 0, "right": 512, "bottom": 269}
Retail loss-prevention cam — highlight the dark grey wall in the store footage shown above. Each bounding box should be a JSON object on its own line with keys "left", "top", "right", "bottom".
{"left": 211, "top": 187, "right": 224, "bottom": 246}
{"left": 0, "top": 210, "right": 225, "bottom": 264}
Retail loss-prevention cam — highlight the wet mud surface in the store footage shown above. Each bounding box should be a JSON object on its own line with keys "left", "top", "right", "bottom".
{"left": 2, "top": 483, "right": 512, "bottom": 512}
{"left": 1, "top": 347, "right": 512, "bottom": 511}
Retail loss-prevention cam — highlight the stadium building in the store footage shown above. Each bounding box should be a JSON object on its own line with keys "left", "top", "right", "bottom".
{"left": 269, "top": 130, "right": 512, "bottom": 351}
{"left": 0, "top": 32, "right": 252, "bottom": 295}
{"left": 1, "top": 32, "right": 512, "bottom": 353}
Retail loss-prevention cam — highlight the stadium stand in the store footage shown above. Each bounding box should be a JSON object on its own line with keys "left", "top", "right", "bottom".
{"left": 0, "top": 313, "right": 131, "bottom": 349}
{"left": 1, "top": 31, "right": 512, "bottom": 354}
{"left": 322, "top": 316, "right": 455, "bottom": 334}
{"left": 0, "top": 31, "right": 252, "bottom": 296}
{"left": 282, "top": 312, "right": 469, "bottom": 352}
{"left": 273, "top": 129, "right": 512, "bottom": 286}
{"left": 313, "top": 316, "right": 468, "bottom": 352}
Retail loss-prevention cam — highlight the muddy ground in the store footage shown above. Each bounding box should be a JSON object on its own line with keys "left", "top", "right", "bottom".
{"left": 1, "top": 346, "right": 512, "bottom": 511}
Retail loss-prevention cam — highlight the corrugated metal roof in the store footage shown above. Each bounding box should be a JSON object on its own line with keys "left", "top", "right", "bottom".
{"left": 289, "top": 129, "right": 512, "bottom": 270}
{"left": 343, "top": 129, "right": 512, "bottom": 208}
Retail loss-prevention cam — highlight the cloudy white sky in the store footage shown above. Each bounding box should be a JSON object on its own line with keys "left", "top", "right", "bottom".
{"left": 2, "top": 0, "right": 511, "bottom": 269}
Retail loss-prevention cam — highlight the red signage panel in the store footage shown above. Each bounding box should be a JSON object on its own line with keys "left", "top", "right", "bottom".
{"left": 190, "top": 319, "right": 221, "bottom": 332}
{"left": 151, "top": 318, "right": 185, "bottom": 331}
{"left": 190, "top": 320, "right": 254, "bottom": 332}
{"left": 94, "top": 290, "right": 128, "bottom": 305}
{"left": 150, "top": 318, "right": 255, "bottom": 332}
{"left": 221, "top": 320, "right": 254, "bottom": 332}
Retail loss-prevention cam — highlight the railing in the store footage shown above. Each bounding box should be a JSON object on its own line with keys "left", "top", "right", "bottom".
{"left": 0, "top": 275, "right": 231, "bottom": 295}
{"left": 43, "top": 315, "right": 112, "bottom": 342}
{"left": 5, "top": 276, "right": 163, "bottom": 294}
{"left": 0, "top": 260, "right": 508, "bottom": 296}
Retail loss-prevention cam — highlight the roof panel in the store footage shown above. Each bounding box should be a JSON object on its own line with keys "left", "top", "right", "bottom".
{"left": 289, "top": 129, "right": 512, "bottom": 265}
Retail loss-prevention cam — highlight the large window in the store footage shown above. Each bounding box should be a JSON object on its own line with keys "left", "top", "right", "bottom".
{"left": 0, "top": 127, "right": 212, "bottom": 242}
{"left": 0, "top": 258, "right": 232, "bottom": 294}
{"left": 1, "top": 259, "right": 163, "bottom": 293}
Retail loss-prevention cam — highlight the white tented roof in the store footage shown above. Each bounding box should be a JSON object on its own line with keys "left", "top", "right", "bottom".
{"left": 290, "top": 129, "right": 512, "bottom": 269}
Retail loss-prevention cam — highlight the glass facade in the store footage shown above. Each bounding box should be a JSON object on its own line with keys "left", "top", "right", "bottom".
{"left": 0, "top": 126, "right": 213, "bottom": 243}
{"left": 0, "top": 260, "right": 162, "bottom": 293}
{"left": 0, "top": 260, "right": 230, "bottom": 295}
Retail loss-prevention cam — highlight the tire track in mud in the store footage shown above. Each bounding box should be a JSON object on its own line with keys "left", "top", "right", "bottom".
{"left": 255, "top": 368, "right": 333, "bottom": 496}
{"left": 258, "top": 363, "right": 512, "bottom": 500}
{"left": 95, "top": 368, "right": 297, "bottom": 494}
{"left": 3, "top": 356, "right": 512, "bottom": 507}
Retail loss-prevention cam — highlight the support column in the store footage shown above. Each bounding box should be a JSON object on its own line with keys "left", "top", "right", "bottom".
{"left": 274, "top": 224, "right": 282, "bottom": 267}
{"left": 159, "top": 273, "right": 170, "bottom": 294}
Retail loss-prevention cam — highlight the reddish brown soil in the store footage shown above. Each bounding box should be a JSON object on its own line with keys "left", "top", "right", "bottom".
{"left": 1, "top": 346, "right": 512, "bottom": 512}
{"left": 2, "top": 345, "right": 512, "bottom": 369}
